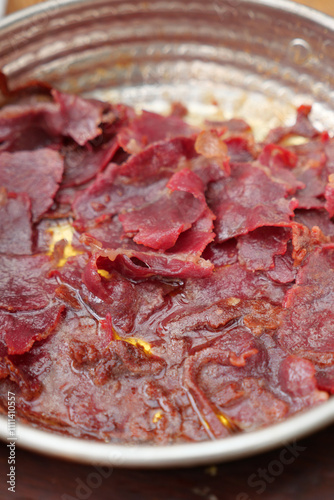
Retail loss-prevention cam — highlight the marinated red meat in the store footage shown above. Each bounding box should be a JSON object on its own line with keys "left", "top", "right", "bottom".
{"left": 60, "top": 136, "right": 119, "bottom": 188}
{"left": 237, "top": 227, "right": 291, "bottom": 271}
{"left": 266, "top": 243, "right": 297, "bottom": 284}
{"left": 1, "top": 303, "right": 65, "bottom": 355}
{"left": 0, "top": 149, "right": 64, "bottom": 221}
{"left": 50, "top": 89, "right": 105, "bottom": 146}
{"left": 325, "top": 173, "right": 334, "bottom": 218}
{"left": 118, "top": 110, "right": 197, "bottom": 153}
{"left": 0, "top": 189, "right": 32, "bottom": 255}
{"left": 277, "top": 245, "right": 334, "bottom": 368}
{"left": 0, "top": 255, "right": 59, "bottom": 312}
{"left": 119, "top": 168, "right": 209, "bottom": 250}
{"left": 0, "top": 79, "right": 333, "bottom": 445}
{"left": 206, "top": 163, "right": 297, "bottom": 242}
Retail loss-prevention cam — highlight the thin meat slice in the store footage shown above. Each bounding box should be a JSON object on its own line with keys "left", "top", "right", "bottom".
{"left": 238, "top": 227, "right": 291, "bottom": 271}
{"left": 224, "top": 136, "right": 256, "bottom": 163}
{"left": 0, "top": 71, "right": 52, "bottom": 101}
{"left": 207, "top": 163, "right": 297, "bottom": 242}
{"left": 0, "top": 340, "right": 44, "bottom": 400}
{"left": 202, "top": 239, "right": 239, "bottom": 268}
{"left": 183, "top": 330, "right": 287, "bottom": 435}
{"left": 0, "top": 255, "right": 58, "bottom": 312}
{"left": 0, "top": 88, "right": 132, "bottom": 153}
{"left": 108, "top": 251, "right": 214, "bottom": 280}
{"left": 190, "top": 155, "right": 229, "bottom": 185}
{"left": 286, "top": 137, "right": 328, "bottom": 209}
{"left": 316, "top": 367, "right": 334, "bottom": 394}
{"left": 0, "top": 189, "right": 33, "bottom": 255}
{"left": 278, "top": 355, "right": 327, "bottom": 404}
{"left": 73, "top": 163, "right": 168, "bottom": 229}
{"left": 161, "top": 261, "right": 288, "bottom": 328}
{"left": 119, "top": 191, "right": 201, "bottom": 250}
{"left": 217, "top": 377, "right": 289, "bottom": 431}
{"left": 51, "top": 90, "right": 104, "bottom": 146}
{"left": 85, "top": 239, "right": 214, "bottom": 280}
{"left": 290, "top": 222, "right": 329, "bottom": 266}
{"left": 277, "top": 244, "right": 334, "bottom": 364}
{"left": 264, "top": 105, "right": 321, "bottom": 144}
{"left": 259, "top": 144, "right": 298, "bottom": 170}
{"left": 119, "top": 169, "right": 207, "bottom": 250}
{"left": 61, "top": 136, "right": 119, "bottom": 188}
{"left": 185, "top": 260, "right": 287, "bottom": 306}
{"left": 0, "top": 149, "right": 64, "bottom": 221}
{"left": 118, "top": 110, "right": 197, "bottom": 154}
{"left": 46, "top": 182, "right": 93, "bottom": 220}
{"left": 167, "top": 207, "right": 215, "bottom": 256}
{"left": 258, "top": 144, "right": 304, "bottom": 194}
{"left": 295, "top": 166, "right": 327, "bottom": 210}
{"left": 294, "top": 209, "right": 334, "bottom": 237}
{"left": 53, "top": 254, "right": 171, "bottom": 338}
{"left": 0, "top": 89, "right": 106, "bottom": 151}
{"left": 267, "top": 243, "right": 296, "bottom": 284}
{"left": 80, "top": 255, "right": 173, "bottom": 335}
{"left": 73, "top": 137, "right": 198, "bottom": 229}
{"left": 81, "top": 256, "right": 140, "bottom": 333}
{"left": 119, "top": 137, "right": 197, "bottom": 181}
{"left": 81, "top": 216, "right": 214, "bottom": 280}
{"left": 325, "top": 173, "right": 334, "bottom": 218}
{"left": 0, "top": 303, "right": 65, "bottom": 355}
{"left": 0, "top": 101, "right": 61, "bottom": 151}
{"left": 118, "top": 204, "right": 215, "bottom": 277}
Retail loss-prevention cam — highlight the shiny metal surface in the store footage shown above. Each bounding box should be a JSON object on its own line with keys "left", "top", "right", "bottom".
{"left": 1, "top": 400, "right": 334, "bottom": 467}
{"left": 0, "top": 0, "right": 334, "bottom": 466}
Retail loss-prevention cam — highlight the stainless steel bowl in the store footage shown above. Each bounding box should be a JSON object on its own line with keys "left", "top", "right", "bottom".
{"left": 0, "top": 0, "right": 334, "bottom": 467}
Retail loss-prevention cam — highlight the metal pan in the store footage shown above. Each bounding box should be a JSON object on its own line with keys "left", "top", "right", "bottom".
{"left": 0, "top": 0, "right": 334, "bottom": 467}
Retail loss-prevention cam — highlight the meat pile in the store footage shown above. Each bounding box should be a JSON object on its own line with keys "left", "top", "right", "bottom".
{"left": 0, "top": 76, "right": 333, "bottom": 443}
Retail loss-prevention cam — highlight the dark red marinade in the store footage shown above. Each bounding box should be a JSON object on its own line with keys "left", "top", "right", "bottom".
{"left": 0, "top": 76, "right": 333, "bottom": 444}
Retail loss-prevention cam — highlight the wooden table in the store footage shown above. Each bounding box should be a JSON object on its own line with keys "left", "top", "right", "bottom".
{"left": 6, "top": 0, "right": 334, "bottom": 16}
{"left": 1, "top": 1, "right": 334, "bottom": 499}
{"left": 0, "top": 425, "right": 333, "bottom": 499}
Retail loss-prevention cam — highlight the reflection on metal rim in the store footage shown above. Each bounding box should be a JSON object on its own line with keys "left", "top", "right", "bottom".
{"left": 1, "top": 399, "right": 334, "bottom": 467}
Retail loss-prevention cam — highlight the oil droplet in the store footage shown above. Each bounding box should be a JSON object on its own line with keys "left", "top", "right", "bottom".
{"left": 48, "top": 222, "right": 82, "bottom": 267}
{"left": 153, "top": 410, "right": 163, "bottom": 423}
{"left": 98, "top": 269, "right": 112, "bottom": 279}
{"left": 227, "top": 297, "right": 241, "bottom": 306}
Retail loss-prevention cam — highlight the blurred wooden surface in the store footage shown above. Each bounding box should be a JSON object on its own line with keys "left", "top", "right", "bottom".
{"left": 295, "top": 0, "right": 334, "bottom": 16}
{"left": 7, "top": 0, "right": 44, "bottom": 14}
{"left": 1, "top": 425, "right": 334, "bottom": 500}
{"left": 5, "top": 0, "right": 334, "bottom": 17}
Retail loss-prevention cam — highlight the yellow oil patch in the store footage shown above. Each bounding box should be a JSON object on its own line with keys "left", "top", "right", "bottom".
{"left": 97, "top": 269, "right": 112, "bottom": 279}
{"left": 281, "top": 135, "right": 309, "bottom": 146}
{"left": 217, "top": 414, "right": 231, "bottom": 427}
{"left": 108, "top": 327, "right": 152, "bottom": 356}
{"left": 227, "top": 297, "right": 241, "bottom": 306}
{"left": 217, "top": 413, "right": 238, "bottom": 433}
{"left": 153, "top": 411, "right": 163, "bottom": 424}
{"left": 48, "top": 222, "right": 82, "bottom": 267}
{"left": 125, "top": 337, "right": 152, "bottom": 355}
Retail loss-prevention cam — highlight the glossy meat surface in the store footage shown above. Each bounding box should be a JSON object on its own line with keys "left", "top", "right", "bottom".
{"left": 0, "top": 78, "right": 332, "bottom": 444}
